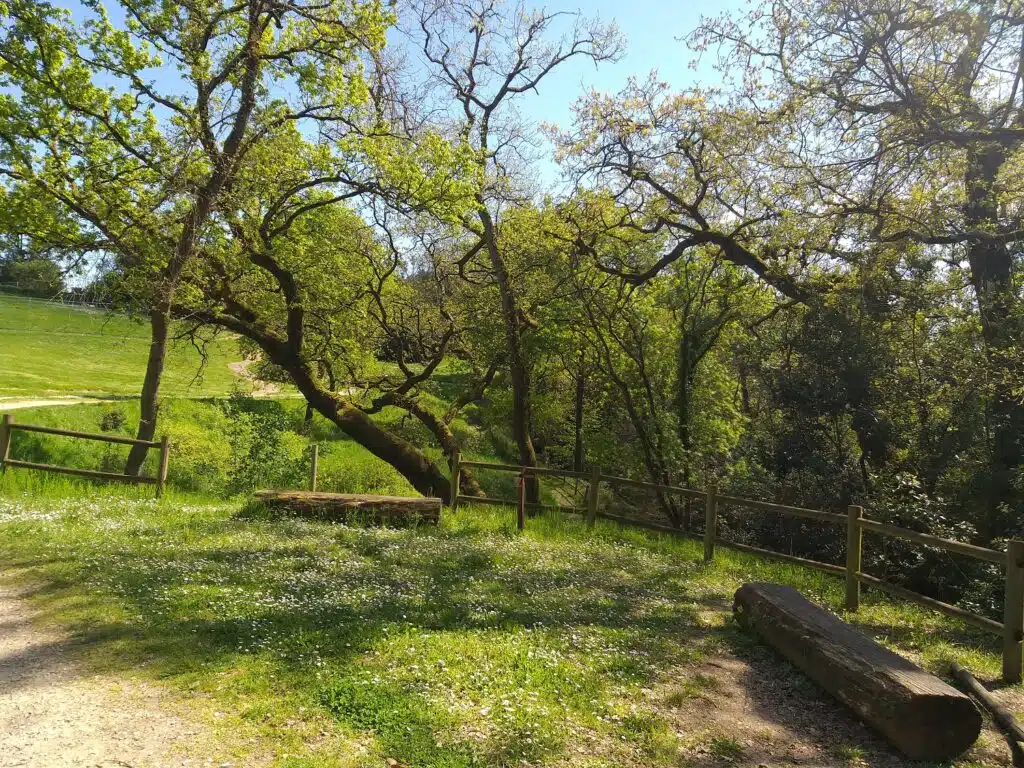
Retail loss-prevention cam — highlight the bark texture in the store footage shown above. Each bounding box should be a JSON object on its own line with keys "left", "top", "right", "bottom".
{"left": 734, "top": 582, "right": 981, "bottom": 761}
{"left": 480, "top": 209, "right": 540, "bottom": 505}
{"left": 965, "top": 143, "right": 1024, "bottom": 540}
{"left": 124, "top": 304, "right": 169, "bottom": 475}
{"left": 253, "top": 490, "right": 441, "bottom": 525}
{"left": 294, "top": 369, "right": 452, "bottom": 502}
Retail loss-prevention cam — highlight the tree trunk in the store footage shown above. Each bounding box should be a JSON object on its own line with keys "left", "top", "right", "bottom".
{"left": 734, "top": 582, "right": 981, "bottom": 761}
{"left": 279, "top": 357, "right": 452, "bottom": 502}
{"left": 573, "top": 351, "right": 585, "bottom": 473}
{"left": 393, "top": 395, "right": 485, "bottom": 498}
{"left": 253, "top": 490, "right": 442, "bottom": 524}
{"left": 124, "top": 303, "right": 169, "bottom": 475}
{"left": 479, "top": 211, "right": 540, "bottom": 504}
{"left": 678, "top": 333, "right": 700, "bottom": 529}
{"left": 965, "top": 142, "right": 1024, "bottom": 541}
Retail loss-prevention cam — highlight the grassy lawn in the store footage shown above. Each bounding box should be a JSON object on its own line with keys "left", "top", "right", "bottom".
{"left": 0, "top": 488, "right": 1007, "bottom": 767}
{"left": 0, "top": 293, "right": 246, "bottom": 397}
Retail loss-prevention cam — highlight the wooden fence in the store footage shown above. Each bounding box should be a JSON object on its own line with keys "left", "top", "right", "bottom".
{"left": 0, "top": 414, "right": 170, "bottom": 497}
{"left": 451, "top": 453, "right": 1024, "bottom": 683}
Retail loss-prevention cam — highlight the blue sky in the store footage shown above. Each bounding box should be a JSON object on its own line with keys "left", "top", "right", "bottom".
{"left": 513, "top": 0, "right": 739, "bottom": 134}
{"left": 56, "top": 0, "right": 743, "bottom": 183}
{"left": 60, "top": 0, "right": 741, "bottom": 131}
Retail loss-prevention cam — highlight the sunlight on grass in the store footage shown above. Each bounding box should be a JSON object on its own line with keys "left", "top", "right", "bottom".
{"left": 0, "top": 491, "right": 1007, "bottom": 766}
{"left": 0, "top": 293, "right": 245, "bottom": 397}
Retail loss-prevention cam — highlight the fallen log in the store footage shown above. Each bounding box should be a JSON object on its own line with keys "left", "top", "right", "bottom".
{"left": 951, "top": 662, "right": 1024, "bottom": 767}
{"left": 253, "top": 490, "right": 441, "bottom": 526}
{"left": 734, "top": 582, "right": 980, "bottom": 761}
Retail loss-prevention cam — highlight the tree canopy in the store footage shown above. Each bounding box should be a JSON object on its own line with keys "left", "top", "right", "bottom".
{"left": 1, "top": 0, "right": 1022, "bottom": 605}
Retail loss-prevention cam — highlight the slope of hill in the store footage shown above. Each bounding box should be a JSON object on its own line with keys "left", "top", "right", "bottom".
{"left": 0, "top": 293, "right": 246, "bottom": 397}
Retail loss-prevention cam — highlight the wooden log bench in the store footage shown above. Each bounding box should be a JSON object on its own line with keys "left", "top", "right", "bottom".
{"left": 734, "top": 582, "right": 981, "bottom": 761}
{"left": 253, "top": 490, "right": 441, "bottom": 526}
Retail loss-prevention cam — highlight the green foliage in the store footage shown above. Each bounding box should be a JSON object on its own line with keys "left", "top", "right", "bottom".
{"left": 0, "top": 255, "right": 63, "bottom": 296}
{"left": 3, "top": 399, "right": 310, "bottom": 496}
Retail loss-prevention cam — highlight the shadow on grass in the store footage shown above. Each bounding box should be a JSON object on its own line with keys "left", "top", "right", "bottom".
{"left": 0, "top": 507, "right": 1001, "bottom": 767}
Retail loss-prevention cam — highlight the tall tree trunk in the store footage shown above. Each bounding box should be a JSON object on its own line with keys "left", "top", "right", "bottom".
{"left": 479, "top": 211, "right": 540, "bottom": 504}
{"left": 573, "top": 350, "right": 586, "bottom": 473}
{"left": 965, "top": 142, "right": 1024, "bottom": 541}
{"left": 677, "top": 334, "right": 696, "bottom": 529}
{"left": 124, "top": 302, "right": 169, "bottom": 475}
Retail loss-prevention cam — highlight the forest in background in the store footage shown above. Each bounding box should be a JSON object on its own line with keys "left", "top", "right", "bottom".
{"left": 1, "top": 0, "right": 1022, "bottom": 617}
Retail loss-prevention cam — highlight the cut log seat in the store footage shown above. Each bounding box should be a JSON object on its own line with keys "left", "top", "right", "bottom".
{"left": 734, "top": 582, "right": 981, "bottom": 761}
{"left": 253, "top": 490, "right": 441, "bottom": 526}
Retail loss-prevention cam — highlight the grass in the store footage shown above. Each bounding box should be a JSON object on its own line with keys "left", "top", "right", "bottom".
{"left": 0, "top": 398, "right": 432, "bottom": 498}
{"left": 0, "top": 293, "right": 247, "bottom": 397}
{"left": 662, "top": 672, "right": 721, "bottom": 707}
{"left": 707, "top": 736, "right": 745, "bottom": 761}
{"left": 831, "top": 743, "right": 867, "bottom": 763}
{"left": 0, "top": 486, "right": 1006, "bottom": 767}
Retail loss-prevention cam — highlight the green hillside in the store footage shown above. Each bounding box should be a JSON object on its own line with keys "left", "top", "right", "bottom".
{"left": 0, "top": 293, "right": 247, "bottom": 397}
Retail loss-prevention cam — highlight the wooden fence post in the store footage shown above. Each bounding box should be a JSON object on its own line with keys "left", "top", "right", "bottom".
{"left": 156, "top": 435, "right": 170, "bottom": 498}
{"left": 450, "top": 450, "right": 461, "bottom": 510}
{"left": 586, "top": 466, "right": 600, "bottom": 527}
{"left": 1003, "top": 540, "right": 1024, "bottom": 683}
{"left": 0, "top": 414, "right": 12, "bottom": 472}
{"left": 845, "top": 505, "right": 864, "bottom": 611}
{"left": 516, "top": 471, "right": 526, "bottom": 531}
{"left": 309, "top": 443, "right": 319, "bottom": 492}
{"left": 704, "top": 482, "right": 718, "bottom": 563}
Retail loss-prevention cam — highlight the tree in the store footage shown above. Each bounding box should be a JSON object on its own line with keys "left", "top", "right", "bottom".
{"left": 0, "top": 0, "right": 394, "bottom": 474}
{"left": 696, "top": 0, "right": 1024, "bottom": 539}
{"left": 352, "top": 209, "right": 498, "bottom": 498}
{"left": 176, "top": 115, "right": 477, "bottom": 499}
{"left": 0, "top": 234, "right": 64, "bottom": 296}
{"left": 413, "top": 0, "right": 623, "bottom": 504}
{"left": 554, "top": 79, "right": 818, "bottom": 304}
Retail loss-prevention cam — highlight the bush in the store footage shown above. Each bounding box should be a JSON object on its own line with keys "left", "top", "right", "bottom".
{"left": 218, "top": 394, "right": 309, "bottom": 493}
{"left": 99, "top": 407, "right": 128, "bottom": 432}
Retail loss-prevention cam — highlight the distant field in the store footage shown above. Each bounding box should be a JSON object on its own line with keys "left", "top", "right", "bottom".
{"left": 0, "top": 294, "right": 246, "bottom": 397}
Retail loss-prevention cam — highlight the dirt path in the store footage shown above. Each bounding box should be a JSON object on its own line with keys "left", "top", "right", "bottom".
{"left": 227, "top": 361, "right": 281, "bottom": 397}
{"left": 0, "top": 582, "right": 217, "bottom": 767}
{"left": 0, "top": 397, "right": 111, "bottom": 411}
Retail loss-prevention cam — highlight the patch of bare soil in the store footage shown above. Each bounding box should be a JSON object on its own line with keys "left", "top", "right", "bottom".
{"left": 0, "top": 583, "right": 221, "bottom": 768}
{"left": 228, "top": 360, "right": 280, "bottom": 397}
{"left": 0, "top": 397, "right": 108, "bottom": 411}
{"left": 654, "top": 651, "right": 1013, "bottom": 767}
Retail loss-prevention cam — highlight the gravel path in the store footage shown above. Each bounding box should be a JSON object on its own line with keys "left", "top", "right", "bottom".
{"left": 0, "top": 582, "right": 213, "bottom": 768}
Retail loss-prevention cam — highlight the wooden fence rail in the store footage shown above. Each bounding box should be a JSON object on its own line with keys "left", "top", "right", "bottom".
{"left": 449, "top": 452, "right": 1024, "bottom": 682}
{"left": 0, "top": 414, "right": 170, "bottom": 497}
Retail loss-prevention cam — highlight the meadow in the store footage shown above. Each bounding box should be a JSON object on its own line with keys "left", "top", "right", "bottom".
{"left": 0, "top": 293, "right": 246, "bottom": 398}
{"left": 0, "top": 296, "right": 1014, "bottom": 767}
{"left": 0, "top": 483, "right": 1008, "bottom": 768}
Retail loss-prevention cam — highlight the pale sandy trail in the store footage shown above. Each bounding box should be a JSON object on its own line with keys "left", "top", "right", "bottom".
{"left": 0, "top": 581, "right": 215, "bottom": 768}
{"left": 0, "top": 397, "right": 110, "bottom": 411}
